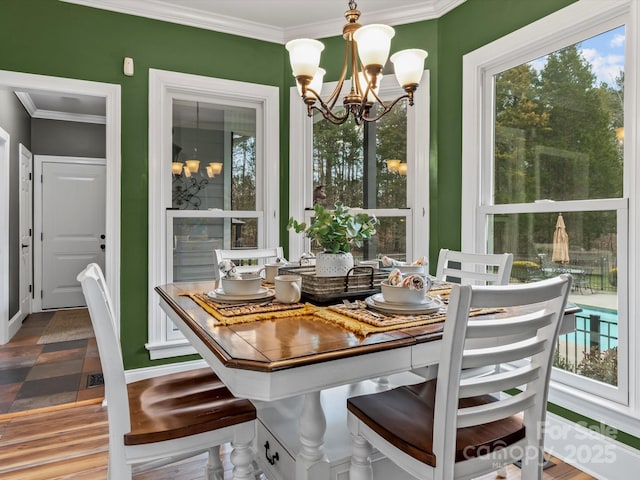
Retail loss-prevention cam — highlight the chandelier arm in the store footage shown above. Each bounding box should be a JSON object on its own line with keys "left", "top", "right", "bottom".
{"left": 360, "top": 93, "right": 412, "bottom": 123}
{"left": 309, "top": 104, "right": 351, "bottom": 125}
{"left": 322, "top": 36, "right": 354, "bottom": 112}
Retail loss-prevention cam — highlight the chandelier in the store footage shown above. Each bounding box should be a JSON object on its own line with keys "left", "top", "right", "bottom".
{"left": 286, "top": 0, "right": 428, "bottom": 125}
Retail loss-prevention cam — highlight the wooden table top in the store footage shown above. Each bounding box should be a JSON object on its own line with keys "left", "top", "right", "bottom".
{"left": 155, "top": 281, "right": 446, "bottom": 373}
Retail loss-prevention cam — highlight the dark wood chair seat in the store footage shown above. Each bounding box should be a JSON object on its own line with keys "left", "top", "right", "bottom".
{"left": 347, "top": 379, "right": 525, "bottom": 467}
{"left": 126, "top": 368, "right": 256, "bottom": 445}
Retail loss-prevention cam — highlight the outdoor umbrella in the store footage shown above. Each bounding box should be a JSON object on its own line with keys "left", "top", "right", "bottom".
{"left": 552, "top": 213, "right": 570, "bottom": 264}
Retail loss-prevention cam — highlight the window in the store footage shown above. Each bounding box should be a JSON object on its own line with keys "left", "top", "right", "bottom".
{"left": 289, "top": 73, "right": 430, "bottom": 264}
{"left": 463, "top": 0, "right": 636, "bottom": 423}
{"left": 148, "top": 70, "right": 279, "bottom": 358}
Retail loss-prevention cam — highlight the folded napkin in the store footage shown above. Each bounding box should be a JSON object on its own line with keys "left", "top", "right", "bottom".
{"left": 218, "top": 260, "right": 241, "bottom": 279}
{"left": 386, "top": 268, "right": 425, "bottom": 289}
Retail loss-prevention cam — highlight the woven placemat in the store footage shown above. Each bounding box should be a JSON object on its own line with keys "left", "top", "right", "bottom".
{"left": 315, "top": 304, "right": 505, "bottom": 336}
{"left": 186, "top": 293, "right": 317, "bottom": 326}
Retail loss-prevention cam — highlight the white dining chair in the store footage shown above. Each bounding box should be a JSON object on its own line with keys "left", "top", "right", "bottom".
{"left": 435, "top": 248, "right": 514, "bottom": 285}
{"left": 214, "top": 246, "right": 284, "bottom": 277}
{"left": 347, "top": 274, "right": 572, "bottom": 480}
{"left": 77, "top": 263, "right": 257, "bottom": 480}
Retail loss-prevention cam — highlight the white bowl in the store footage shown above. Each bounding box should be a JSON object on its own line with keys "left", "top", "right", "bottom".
{"left": 381, "top": 281, "right": 427, "bottom": 304}
{"left": 396, "top": 265, "right": 425, "bottom": 274}
{"left": 220, "top": 274, "right": 262, "bottom": 295}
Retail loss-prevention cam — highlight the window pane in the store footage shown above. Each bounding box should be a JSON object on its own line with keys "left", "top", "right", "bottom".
{"left": 493, "top": 27, "right": 624, "bottom": 204}
{"left": 312, "top": 103, "right": 407, "bottom": 209}
{"left": 172, "top": 216, "right": 258, "bottom": 281}
{"left": 172, "top": 100, "right": 256, "bottom": 210}
{"left": 489, "top": 210, "right": 618, "bottom": 385}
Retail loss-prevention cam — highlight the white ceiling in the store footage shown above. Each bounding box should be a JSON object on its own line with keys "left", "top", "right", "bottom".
{"left": 61, "top": 0, "right": 465, "bottom": 43}
{"left": 21, "top": 0, "right": 464, "bottom": 120}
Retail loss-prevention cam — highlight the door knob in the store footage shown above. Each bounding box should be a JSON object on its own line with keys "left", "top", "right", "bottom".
{"left": 100, "top": 244, "right": 106, "bottom": 250}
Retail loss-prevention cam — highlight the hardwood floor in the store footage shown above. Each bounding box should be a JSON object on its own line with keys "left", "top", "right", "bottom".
{"left": 0, "top": 314, "right": 595, "bottom": 479}
{"left": 0, "top": 400, "right": 595, "bottom": 480}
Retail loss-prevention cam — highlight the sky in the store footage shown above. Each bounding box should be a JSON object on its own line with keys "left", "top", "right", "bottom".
{"left": 529, "top": 25, "right": 625, "bottom": 87}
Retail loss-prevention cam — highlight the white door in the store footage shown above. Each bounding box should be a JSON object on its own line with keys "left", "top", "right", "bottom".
{"left": 19, "top": 145, "right": 33, "bottom": 319}
{"left": 41, "top": 160, "right": 106, "bottom": 309}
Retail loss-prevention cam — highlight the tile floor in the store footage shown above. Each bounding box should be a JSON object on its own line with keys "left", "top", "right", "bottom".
{"left": 0, "top": 310, "right": 104, "bottom": 414}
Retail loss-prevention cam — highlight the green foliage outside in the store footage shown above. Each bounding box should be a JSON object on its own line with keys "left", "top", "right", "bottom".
{"left": 555, "top": 347, "right": 618, "bottom": 386}
{"left": 493, "top": 42, "right": 624, "bottom": 259}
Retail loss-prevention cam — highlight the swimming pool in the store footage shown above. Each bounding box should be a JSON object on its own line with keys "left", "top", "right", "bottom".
{"left": 563, "top": 305, "right": 618, "bottom": 350}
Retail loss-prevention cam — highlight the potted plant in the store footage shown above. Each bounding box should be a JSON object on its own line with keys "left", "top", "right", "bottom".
{"left": 288, "top": 202, "right": 378, "bottom": 277}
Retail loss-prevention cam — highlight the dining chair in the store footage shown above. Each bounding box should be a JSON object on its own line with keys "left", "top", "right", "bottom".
{"left": 77, "top": 263, "right": 257, "bottom": 480}
{"left": 214, "top": 246, "right": 284, "bottom": 277}
{"left": 435, "top": 248, "right": 514, "bottom": 285}
{"left": 347, "top": 274, "right": 572, "bottom": 480}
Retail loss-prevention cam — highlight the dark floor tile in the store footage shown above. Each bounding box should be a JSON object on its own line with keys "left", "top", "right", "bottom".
{"left": 0, "top": 382, "right": 21, "bottom": 404}
{"left": 0, "top": 345, "right": 42, "bottom": 369}
{"left": 36, "top": 347, "right": 87, "bottom": 364}
{"left": 9, "top": 391, "right": 78, "bottom": 412}
{"left": 16, "top": 373, "right": 82, "bottom": 399}
{"left": 26, "top": 359, "right": 84, "bottom": 381}
{"left": 0, "top": 366, "right": 31, "bottom": 385}
{"left": 41, "top": 338, "right": 89, "bottom": 353}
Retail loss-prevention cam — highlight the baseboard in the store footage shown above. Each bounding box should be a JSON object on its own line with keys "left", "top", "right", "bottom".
{"left": 545, "top": 411, "right": 640, "bottom": 479}
{"left": 124, "top": 358, "right": 208, "bottom": 383}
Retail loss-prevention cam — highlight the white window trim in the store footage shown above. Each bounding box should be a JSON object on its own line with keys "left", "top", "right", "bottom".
{"left": 147, "top": 69, "right": 279, "bottom": 359}
{"left": 462, "top": 0, "right": 640, "bottom": 437}
{"left": 288, "top": 72, "right": 430, "bottom": 263}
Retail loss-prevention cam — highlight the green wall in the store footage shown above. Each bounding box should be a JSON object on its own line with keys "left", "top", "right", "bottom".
{"left": 0, "top": 0, "right": 286, "bottom": 368}
{"left": 0, "top": 0, "right": 573, "bottom": 369}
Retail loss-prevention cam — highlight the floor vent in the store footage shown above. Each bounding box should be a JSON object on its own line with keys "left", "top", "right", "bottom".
{"left": 87, "top": 373, "right": 104, "bottom": 388}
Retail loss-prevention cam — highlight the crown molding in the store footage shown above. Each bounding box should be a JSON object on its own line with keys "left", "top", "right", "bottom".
{"left": 60, "top": 0, "right": 466, "bottom": 44}
{"left": 15, "top": 92, "right": 106, "bottom": 124}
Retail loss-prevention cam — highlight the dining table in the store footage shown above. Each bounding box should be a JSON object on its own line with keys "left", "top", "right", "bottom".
{"left": 155, "top": 280, "right": 579, "bottom": 480}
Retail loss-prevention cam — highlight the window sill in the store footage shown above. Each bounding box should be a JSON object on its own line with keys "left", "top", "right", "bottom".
{"left": 145, "top": 339, "right": 197, "bottom": 360}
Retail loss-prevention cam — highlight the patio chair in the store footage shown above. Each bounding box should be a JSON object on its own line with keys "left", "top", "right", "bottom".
{"left": 77, "top": 263, "right": 257, "bottom": 480}
{"left": 347, "top": 274, "right": 572, "bottom": 480}
{"left": 214, "top": 246, "right": 284, "bottom": 277}
{"left": 435, "top": 249, "right": 514, "bottom": 285}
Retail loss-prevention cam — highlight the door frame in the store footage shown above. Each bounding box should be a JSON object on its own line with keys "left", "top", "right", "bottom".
{"left": 0, "top": 127, "right": 10, "bottom": 343}
{"left": 18, "top": 144, "right": 33, "bottom": 322}
{"left": 0, "top": 70, "right": 121, "bottom": 327}
{"left": 34, "top": 155, "right": 106, "bottom": 312}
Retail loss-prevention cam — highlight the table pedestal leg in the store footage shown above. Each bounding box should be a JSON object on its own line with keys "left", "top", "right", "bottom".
{"left": 296, "top": 391, "right": 330, "bottom": 480}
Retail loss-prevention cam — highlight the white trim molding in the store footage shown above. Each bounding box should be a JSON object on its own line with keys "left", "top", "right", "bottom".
{"left": 0, "top": 127, "right": 10, "bottom": 344}
{"left": 461, "top": 0, "right": 640, "bottom": 443}
{"left": 0, "top": 71, "right": 121, "bottom": 339}
{"left": 147, "top": 69, "right": 279, "bottom": 359}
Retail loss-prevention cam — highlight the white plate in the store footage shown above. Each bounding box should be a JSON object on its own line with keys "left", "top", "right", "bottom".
{"left": 372, "top": 292, "right": 435, "bottom": 307}
{"left": 365, "top": 295, "right": 443, "bottom": 315}
{"left": 207, "top": 287, "right": 274, "bottom": 302}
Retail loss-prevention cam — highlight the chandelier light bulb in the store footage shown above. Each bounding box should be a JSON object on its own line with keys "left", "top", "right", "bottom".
{"left": 390, "top": 49, "right": 429, "bottom": 88}
{"left": 171, "top": 162, "right": 183, "bottom": 175}
{"left": 353, "top": 24, "right": 395, "bottom": 70}
{"left": 286, "top": 38, "right": 325, "bottom": 78}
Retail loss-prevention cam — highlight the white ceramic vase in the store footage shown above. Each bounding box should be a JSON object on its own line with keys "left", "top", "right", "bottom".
{"left": 315, "top": 251, "right": 354, "bottom": 277}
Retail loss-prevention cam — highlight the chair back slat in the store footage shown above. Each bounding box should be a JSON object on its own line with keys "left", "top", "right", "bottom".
{"left": 435, "top": 249, "right": 514, "bottom": 285}
{"left": 433, "top": 274, "right": 571, "bottom": 473}
{"left": 457, "top": 390, "right": 537, "bottom": 428}
{"left": 462, "top": 337, "right": 547, "bottom": 369}
{"left": 459, "top": 364, "right": 541, "bottom": 398}
{"left": 465, "top": 311, "right": 553, "bottom": 339}
{"left": 214, "top": 247, "right": 284, "bottom": 277}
